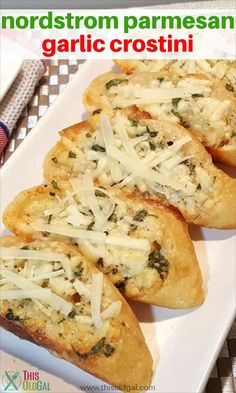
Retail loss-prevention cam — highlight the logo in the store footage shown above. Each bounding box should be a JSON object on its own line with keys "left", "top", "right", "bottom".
{"left": 1, "top": 370, "right": 51, "bottom": 392}
{"left": 2, "top": 371, "right": 21, "bottom": 391}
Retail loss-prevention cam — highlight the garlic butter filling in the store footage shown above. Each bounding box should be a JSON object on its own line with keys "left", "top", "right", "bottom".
{"left": 60, "top": 114, "right": 215, "bottom": 217}
{"left": 9, "top": 174, "right": 171, "bottom": 292}
{"left": 0, "top": 246, "right": 122, "bottom": 330}
{"left": 103, "top": 75, "right": 235, "bottom": 147}
{"left": 125, "top": 60, "right": 236, "bottom": 95}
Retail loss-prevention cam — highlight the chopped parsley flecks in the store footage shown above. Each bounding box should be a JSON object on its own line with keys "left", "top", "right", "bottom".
{"left": 91, "top": 144, "right": 106, "bottom": 152}
{"left": 108, "top": 208, "right": 117, "bottom": 222}
{"left": 68, "top": 309, "right": 76, "bottom": 319}
{"left": 95, "top": 190, "right": 107, "bottom": 198}
{"left": 172, "top": 98, "right": 181, "bottom": 107}
{"left": 47, "top": 214, "right": 52, "bottom": 224}
{"left": 146, "top": 126, "right": 157, "bottom": 138}
{"left": 149, "top": 141, "right": 156, "bottom": 151}
{"left": 97, "top": 258, "right": 104, "bottom": 268}
{"left": 133, "top": 210, "right": 148, "bottom": 222}
{"left": 87, "top": 221, "right": 95, "bottom": 231}
{"left": 192, "top": 93, "right": 204, "bottom": 98}
{"left": 105, "top": 79, "right": 128, "bottom": 90}
{"left": 130, "top": 118, "right": 139, "bottom": 127}
{"left": 75, "top": 337, "right": 115, "bottom": 359}
{"left": 115, "top": 277, "right": 129, "bottom": 293}
{"left": 74, "top": 262, "right": 84, "bottom": 278}
{"left": 92, "top": 109, "right": 102, "bottom": 115}
{"left": 51, "top": 180, "right": 59, "bottom": 189}
{"left": 6, "top": 308, "right": 23, "bottom": 323}
{"left": 68, "top": 151, "right": 77, "bottom": 159}
{"left": 188, "top": 163, "right": 196, "bottom": 175}
{"left": 225, "top": 83, "right": 234, "bottom": 92}
{"left": 147, "top": 250, "right": 169, "bottom": 280}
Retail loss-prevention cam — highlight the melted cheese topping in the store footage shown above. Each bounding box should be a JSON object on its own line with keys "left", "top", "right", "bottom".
{"left": 104, "top": 74, "right": 235, "bottom": 147}
{"left": 0, "top": 245, "right": 122, "bottom": 329}
{"left": 0, "top": 288, "right": 52, "bottom": 300}
{"left": 128, "top": 60, "right": 236, "bottom": 94}
{"left": 1, "top": 268, "right": 72, "bottom": 316}
{"left": 0, "top": 248, "right": 70, "bottom": 263}
{"left": 96, "top": 115, "right": 200, "bottom": 199}
{"left": 61, "top": 114, "right": 216, "bottom": 219}
{"left": 113, "top": 85, "right": 210, "bottom": 107}
{"left": 14, "top": 175, "right": 170, "bottom": 292}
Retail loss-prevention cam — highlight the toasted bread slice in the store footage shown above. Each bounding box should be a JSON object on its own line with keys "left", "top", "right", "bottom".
{"left": 0, "top": 236, "right": 152, "bottom": 390}
{"left": 83, "top": 71, "right": 236, "bottom": 166}
{"left": 42, "top": 109, "right": 236, "bottom": 229}
{"left": 3, "top": 180, "right": 204, "bottom": 309}
{"left": 114, "top": 60, "right": 236, "bottom": 95}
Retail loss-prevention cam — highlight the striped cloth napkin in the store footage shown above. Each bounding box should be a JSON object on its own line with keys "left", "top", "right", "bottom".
{"left": 0, "top": 60, "right": 45, "bottom": 153}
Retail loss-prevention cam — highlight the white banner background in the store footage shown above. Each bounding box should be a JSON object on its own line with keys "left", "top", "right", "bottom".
{"left": 0, "top": 9, "right": 235, "bottom": 59}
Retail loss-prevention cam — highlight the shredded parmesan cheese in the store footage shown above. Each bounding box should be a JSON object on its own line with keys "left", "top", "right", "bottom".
{"left": 113, "top": 85, "right": 210, "bottom": 107}
{"left": 73, "top": 279, "right": 92, "bottom": 300}
{"left": 0, "top": 288, "right": 52, "bottom": 300}
{"left": 106, "top": 235, "right": 151, "bottom": 252}
{"left": 107, "top": 144, "right": 185, "bottom": 191}
{"left": 0, "top": 248, "right": 69, "bottom": 263}
{"left": 30, "top": 223, "right": 106, "bottom": 242}
{"left": 101, "top": 300, "right": 122, "bottom": 320}
{"left": 1, "top": 269, "right": 72, "bottom": 316}
{"left": 115, "top": 112, "right": 138, "bottom": 159}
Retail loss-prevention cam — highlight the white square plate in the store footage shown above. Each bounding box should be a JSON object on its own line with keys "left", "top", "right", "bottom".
{"left": 1, "top": 60, "right": 235, "bottom": 393}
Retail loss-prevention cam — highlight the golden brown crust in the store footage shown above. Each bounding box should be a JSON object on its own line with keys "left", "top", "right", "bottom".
{"left": 3, "top": 185, "right": 204, "bottom": 308}
{"left": 0, "top": 236, "right": 153, "bottom": 390}
{"left": 114, "top": 60, "right": 236, "bottom": 96}
{"left": 190, "top": 167, "right": 236, "bottom": 228}
{"left": 83, "top": 71, "right": 125, "bottom": 115}
{"left": 3, "top": 185, "right": 58, "bottom": 240}
{"left": 0, "top": 313, "right": 152, "bottom": 391}
{"left": 83, "top": 70, "right": 236, "bottom": 167}
{"left": 114, "top": 60, "right": 145, "bottom": 74}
